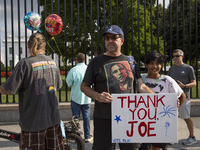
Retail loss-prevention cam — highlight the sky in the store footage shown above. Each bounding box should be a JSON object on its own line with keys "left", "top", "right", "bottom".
{"left": 157, "top": 0, "right": 170, "bottom": 8}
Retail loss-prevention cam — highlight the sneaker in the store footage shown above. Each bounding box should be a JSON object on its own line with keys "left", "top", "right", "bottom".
{"left": 85, "top": 135, "right": 93, "bottom": 142}
{"left": 182, "top": 136, "right": 197, "bottom": 146}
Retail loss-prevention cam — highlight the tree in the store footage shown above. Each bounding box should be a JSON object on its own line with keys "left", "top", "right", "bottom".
{"left": 39, "top": 0, "right": 164, "bottom": 65}
{"left": 156, "top": 0, "right": 200, "bottom": 66}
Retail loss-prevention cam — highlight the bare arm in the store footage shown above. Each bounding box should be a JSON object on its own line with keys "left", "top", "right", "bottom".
{"left": 0, "top": 85, "right": 11, "bottom": 95}
{"left": 179, "top": 92, "right": 186, "bottom": 107}
{"left": 177, "top": 79, "right": 196, "bottom": 89}
{"left": 81, "top": 82, "right": 113, "bottom": 103}
{"left": 137, "top": 78, "right": 154, "bottom": 93}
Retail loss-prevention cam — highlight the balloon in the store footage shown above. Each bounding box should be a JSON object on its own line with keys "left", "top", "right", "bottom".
{"left": 45, "top": 14, "right": 63, "bottom": 36}
{"left": 24, "top": 11, "right": 42, "bottom": 32}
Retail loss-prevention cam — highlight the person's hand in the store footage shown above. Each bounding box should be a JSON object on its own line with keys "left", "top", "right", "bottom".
{"left": 177, "top": 80, "right": 185, "bottom": 89}
{"left": 97, "top": 92, "right": 113, "bottom": 103}
{"left": 177, "top": 99, "right": 180, "bottom": 109}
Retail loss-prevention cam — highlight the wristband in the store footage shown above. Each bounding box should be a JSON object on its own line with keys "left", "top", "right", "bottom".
{"left": 185, "top": 84, "right": 186, "bottom": 88}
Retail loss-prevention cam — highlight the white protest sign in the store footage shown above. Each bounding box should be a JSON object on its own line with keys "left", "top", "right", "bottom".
{"left": 112, "top": 93, "right": 178, "bottom": 143}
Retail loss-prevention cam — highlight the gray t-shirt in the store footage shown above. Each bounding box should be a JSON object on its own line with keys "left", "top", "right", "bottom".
{"left": 168, "top": 64, "right": 196, "bottom": 99}
{"left": 3, "top": 54, "right": 62, "bottom": 132}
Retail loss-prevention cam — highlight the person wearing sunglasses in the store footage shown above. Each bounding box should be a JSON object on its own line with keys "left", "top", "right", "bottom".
{"left": 168, "top": 49, "right": 197, "bottom": 146}
{"left": 81, "top": 25, "right": 154, "bottom": 150}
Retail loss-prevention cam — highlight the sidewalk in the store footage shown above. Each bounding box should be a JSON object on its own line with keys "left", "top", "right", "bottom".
{"left": 0, "top": 117, "right": 199, "bottom": 150}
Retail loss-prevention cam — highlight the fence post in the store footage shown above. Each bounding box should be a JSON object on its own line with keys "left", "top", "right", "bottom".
{"left": 123, "top": 0, "right": 128, "bottom": 55}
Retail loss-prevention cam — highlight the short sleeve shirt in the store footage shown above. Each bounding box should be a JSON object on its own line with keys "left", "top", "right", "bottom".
{"left": 3, "top": 54, "right": 62, "bottom": 132}
{"left": 83, "top": 54, "right": 141, "bottom": 119}
{"left": 168, "top": 64, "right": 196, "bottom": 99}
{"left": 141, "top": 74, "right": 183, "bottom": 98}
{"left": 66, "top": 63, "right": 91, "bottom": 105}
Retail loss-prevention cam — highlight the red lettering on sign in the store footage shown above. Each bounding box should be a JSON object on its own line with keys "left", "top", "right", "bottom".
{"left": 137, "top": 96, "right": 147, "bottom": 108}
{"left": 117, "top": 96, "right": 127, "bottom": 108}
{"left": 148, "top": 108, "right": 157, "bottom": 120}
{"left": 147, "top": 95, "right": 154, "bottom": 107}
{"left": 128, "top": 95, "right": 137, "bottom": 108}
{"left": 137, "top": 108, "right": 147, "bottom": 120}
{"left": 138, "top": 121, "right": 156, "bottom": 137}
{"left": 157, "top": 95, "right": 165, "bottom": 107}
{"left": 148, "top": 121, "right": 156, "bottom": 137}
{"left": 129, "top": 109, "right": 137, "bottom": 120}
{"left": 138, "top": 122, "right": 147, "bottom": 137}
{"left": 126, "top": 121, "right": 138, "bottom": 137}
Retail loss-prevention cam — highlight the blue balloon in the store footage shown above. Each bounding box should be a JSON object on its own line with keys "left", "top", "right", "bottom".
{"left": 24, "top": 11, "right": 42, "bottom": 32}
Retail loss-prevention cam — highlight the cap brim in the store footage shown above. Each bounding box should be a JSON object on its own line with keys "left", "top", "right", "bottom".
{"left": 102, "top": 31, "right": 121, "bottom": 36}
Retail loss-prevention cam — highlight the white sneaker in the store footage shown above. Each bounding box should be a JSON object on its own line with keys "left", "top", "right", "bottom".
{"left": 182, "top": 136, "right": 197, "bottom": 146}
{"left": 85, "top": 135, "right": 93, "bottom": 142}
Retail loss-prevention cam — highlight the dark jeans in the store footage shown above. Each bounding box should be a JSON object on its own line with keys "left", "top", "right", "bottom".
{"left": 71, "top": 100, "right": 91, "bottom": 139}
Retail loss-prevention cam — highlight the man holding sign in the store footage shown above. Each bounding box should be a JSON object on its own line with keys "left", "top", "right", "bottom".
{"left": 81, "top": 25, "right": 154, "bottom": 150}
{"left": 140, "top": 51, "right": 186, "bottom": 150}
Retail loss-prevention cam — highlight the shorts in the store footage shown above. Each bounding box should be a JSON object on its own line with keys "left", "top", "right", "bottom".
{"left": 93, "top": 118, "right": 140, "bottom": 150}
{"left": 19, "top": 124, "right": 64, "bottom": 150}
{"left": 179, "top": 98, "right": 190, "bottom": 119}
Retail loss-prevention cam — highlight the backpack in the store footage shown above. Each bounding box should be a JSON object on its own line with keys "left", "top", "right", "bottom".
{"left": 126, "top": 55, "right": 138, "bottom": 93}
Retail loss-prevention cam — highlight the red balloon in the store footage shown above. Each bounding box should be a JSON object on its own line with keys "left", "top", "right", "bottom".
{"left": 45, "top": 14, "right": 63, "bottom": 36}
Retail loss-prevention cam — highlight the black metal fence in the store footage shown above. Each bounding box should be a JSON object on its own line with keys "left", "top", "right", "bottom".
{"left": 0, "top": 0, "right": 199, "bottom": 104}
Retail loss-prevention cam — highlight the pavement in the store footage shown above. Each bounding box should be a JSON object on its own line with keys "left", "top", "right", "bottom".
{"left": 0, "top": 117, "right": 199, "bottom": 150}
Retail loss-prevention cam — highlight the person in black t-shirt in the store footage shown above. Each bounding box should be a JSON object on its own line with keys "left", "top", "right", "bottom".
{"left": 0, "top": 33, "right": 64, "bottom": 150}
{"left": 81, "top": 25, "right": 154, "bottom": 150}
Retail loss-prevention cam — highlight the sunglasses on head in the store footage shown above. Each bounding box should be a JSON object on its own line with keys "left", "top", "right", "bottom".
{"left": 104, "top": 35, "right": 122, "bottom": 41}
{"left": 173, "top": 55, "right": 182, "bottom": 58}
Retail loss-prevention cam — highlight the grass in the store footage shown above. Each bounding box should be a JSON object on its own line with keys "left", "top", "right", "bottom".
{"left": 0, "top": 75, "right": 71, "bottom": 103}
{"left": 191, "top": 80, "right": 200, "bottom": 98}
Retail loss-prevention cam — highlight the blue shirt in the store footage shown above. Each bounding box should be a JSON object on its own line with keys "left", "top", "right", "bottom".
{"left": 66, "top": 63, "right": 91, "bottom": 105}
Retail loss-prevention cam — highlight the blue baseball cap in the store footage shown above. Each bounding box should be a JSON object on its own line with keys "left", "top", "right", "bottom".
{"left": 102, "top": 25, "right": 124, "bottom": 37}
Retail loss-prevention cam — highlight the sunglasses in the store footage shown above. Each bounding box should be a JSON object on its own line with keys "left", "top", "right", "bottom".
{"left": 104, "top": 35, "right": 122, "bottom": 41}
{"left": 173, "top": 55, "right": 182, "bottom": 58}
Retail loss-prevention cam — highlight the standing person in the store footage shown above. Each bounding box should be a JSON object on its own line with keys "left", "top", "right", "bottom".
{"left": 0, "top": 33, "right": 64, "bottom": 150}
{"left": 168, "top": 49, "right": 197, "bottom": 146}
{"left": 81, "top": 25, "right": 154, "bottom": 150}
{"left": 66, "top": 53, "right": 93, "bottom": 142}
{"left": 140, "top": 51, "right": 186, "bottom": 150}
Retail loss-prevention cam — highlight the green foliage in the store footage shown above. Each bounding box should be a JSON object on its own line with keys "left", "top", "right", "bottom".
{"left": 0, "top": 62, "right": 12, "bottom": 72}
{"left": 39, "top": 0, "right": 164, "bottom": 63}
{"left": 155, "top": 0, "right": 200, "bottom": 64}
{"left": 0, "top": 61, "right": 4, "bottom": 71}
{"left": 60, "top": 65, "right": 72, "bottom": 72}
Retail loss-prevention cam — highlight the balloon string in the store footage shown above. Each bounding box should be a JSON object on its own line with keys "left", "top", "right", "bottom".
{"left": 51, "top": 37, "right": 68, "bottom": 69}
{"left": 45, "top": 37, "right": 67, "bottom": 70}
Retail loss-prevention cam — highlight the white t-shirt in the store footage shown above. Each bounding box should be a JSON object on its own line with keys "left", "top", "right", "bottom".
{"left": 141, "top": 73, "right": 183, "bottom": 98}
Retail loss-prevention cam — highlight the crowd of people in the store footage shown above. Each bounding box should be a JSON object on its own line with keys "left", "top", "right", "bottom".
{"left": 0, "top": 25, "right": 198, "bottom": 150}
